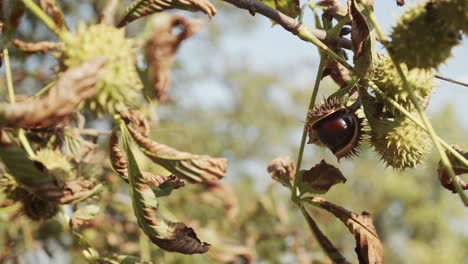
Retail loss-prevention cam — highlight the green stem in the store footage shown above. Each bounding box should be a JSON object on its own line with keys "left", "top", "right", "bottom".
{"left": 297, "top": 26, "right": 353, "bottom": 71}
{"left": 292, "top": 56, "right": 326, "bottom": 200}
{"left": 20, "top": 0, "right": 65, "bottom": 39}
{"left": 369, "top": 13, "right": 467, "bottom": 206}
{"left": 368, "top": 81, "right": 468, "bottom": 168}
{"left": 3, "top": 47, "right": 36, "bottom": 157}
{"left": 298, "top": 204, "right": 349, "bottom": 263}
{"left": 32, "top": 80, "right": 56, "bottom": 99}
{"left": 139, "top": 232, "right": 151, "bottom": 261}
{"left": 3, "top": 48, "right": 15, "bottom": 103}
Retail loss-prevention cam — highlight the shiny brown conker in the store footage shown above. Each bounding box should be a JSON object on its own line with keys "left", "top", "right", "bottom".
{"left": 312, "top": 110, "right": 356, "bottom": 153}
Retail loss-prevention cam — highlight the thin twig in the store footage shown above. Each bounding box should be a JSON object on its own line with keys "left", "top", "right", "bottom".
{"left": 220, "top": 0, "right": 352, "bottom": 50}
{"left": 12, "top": 39, "right": 59, "bottom": 53}
{"left": 292, "top": 56, "right": 325, "bottom": 200}
{"left": 435, "top": 74, "right": 468, "bottom": 88}
{"left": 100, "top": 0, "right": 119, "bottom": 26}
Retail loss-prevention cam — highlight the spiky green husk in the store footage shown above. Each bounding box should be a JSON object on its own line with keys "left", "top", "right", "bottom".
{"left": 32, "top": 149, "right": 74, "bottom": 181}
{"left": 453, "top": 0, "right": 468, "bottom": 34}
{"left": 373, "top": 56, "right": 435, "bottom": 113}
{"left": 389, "top": 0, "right": 464, "bottom": 69}
{"left": 60, "top": 23, "right": 142, "bottom": 116}
{"left": 371, "top": 116, "right": 432, "bottom": 169}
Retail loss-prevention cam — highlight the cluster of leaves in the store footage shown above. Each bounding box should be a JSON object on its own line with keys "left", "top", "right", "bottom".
{"left": 0, "top": 0, "right": 467, "bottom": 263}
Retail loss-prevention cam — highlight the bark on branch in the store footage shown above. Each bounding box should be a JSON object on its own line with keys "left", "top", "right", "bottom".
{"left": 220, "top": 0, "right": 352, "bottom": 50}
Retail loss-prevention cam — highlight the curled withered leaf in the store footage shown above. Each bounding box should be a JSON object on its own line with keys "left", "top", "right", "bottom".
{"left": 301, "top": 206, "right": 351, "bottom": 264}
{"left": 0, "top": 58, "right": 106, "bottom": 129}
{"left": 145, "top": 15, "right": 205, "bottom": 102}
{"left": 317, "top": 0, "right": 348, "bottom": 20}
{"left": 119, "top": 108, "right": 150, "bottom": 137}
{"left": 69, "top": 205, "right": 100, "bottom": 230}
{"left": 347, "top": 0, "right": 376, "bottom": 76}
{"left": 309, "top": 197, "right": 384, "bottom": 264}
{"left": 110, "top": 127, "right": 185, "bottom": 191}
{"left": 0, "top": 144, "right": 101, "bottom": 204}
{"left": 348, "top": 0, "right": 368, "bottom": 59}
{"left": 4, "top": 2, "right": 25, "bottom": 44}
{"left": 55, "top": 180, "right": 102, "bottom": 204}
{"left": 39, "top": 0, "right": 66, "bottom": 29}
{"left": 324, "top": 60, "right": 352, "bottom": 88}
{"left": 437, "top": 145, "right": 468, "bottom": 193}
{"left": 121, "top": 129, "right": 210, "bottom": 254}
{"left": 117, "top": 0, "right": 216, "bottom": 28}
{"left": 267, "top": 156, "right": 295, "bottom": 187}
{"left": 300, "top": 160, "right": 346, "bottom": 194}
{"left": 110, "top": 129, "right": 130, "bottom": 181}
{"left": 120, "top": 110, "right": 227, "bottom": 183}
{"left": 143, "top": 172, "right": 185, "bottom": 190}
{"left": 12, "top": 39, "right": 59, "bottom": 53}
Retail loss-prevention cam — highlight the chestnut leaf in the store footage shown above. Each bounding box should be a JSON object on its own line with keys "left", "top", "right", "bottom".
{"left": 299, "top": 159, "right": 346, "bottom": 194}
{"left": 117, "top": 0, "right": 216, "bottom": 28}
{"left": 437, "top": 145, "right": 468, "bottom": 193}
{"left": 120, "top": 124, "right": 210, "bottom": 254}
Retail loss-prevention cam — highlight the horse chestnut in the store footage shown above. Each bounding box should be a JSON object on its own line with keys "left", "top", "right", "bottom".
{"left": 307, "top": 97, "right": 364, "bottom": 160}
{"left": 313, "top": 110, "right": 356, "bottom": 153}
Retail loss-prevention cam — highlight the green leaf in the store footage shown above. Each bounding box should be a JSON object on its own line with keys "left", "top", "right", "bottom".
{"left": 117, "top": 0, "right": 216, "bottom": 28}
{"left": 120, "top": 123, "right": 210, "bottom": 254}
{"left": 0, "top": 144, "right": 60, "bottom": 197}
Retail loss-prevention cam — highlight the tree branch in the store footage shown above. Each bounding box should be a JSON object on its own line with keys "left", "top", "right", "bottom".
{"left": 220, "top": 0, "right": 352, "bottom": 50}
{"left": 435, "top": 74, "right": 468, "bottom": 88}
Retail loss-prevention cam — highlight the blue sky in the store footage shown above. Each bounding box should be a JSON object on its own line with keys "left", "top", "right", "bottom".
{"left": 177, "top": 0, "right": 468, "bottom": 127}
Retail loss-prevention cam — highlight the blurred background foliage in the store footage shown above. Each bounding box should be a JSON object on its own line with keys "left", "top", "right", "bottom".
{"left": 1, "top": 0, "right": 467, "bottom": 263}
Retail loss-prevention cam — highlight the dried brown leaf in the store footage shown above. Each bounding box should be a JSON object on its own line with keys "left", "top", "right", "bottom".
{"left": 267, "top": 156, "right": 295, "bottom": 187}
{"left": 317, "top": 0, "right": 348, "bottom": 20}
{"left": 348, "top": 0, "right": 368, "bottom": 59}
{"left": 110, "top": 128, "right": 185, "bottom": 189}
{"left": 437, "top": 145, "right": 468, "bottom": 193}
{"left": 0, "top": 58, "right": 106, "bottom": 129}
{"left": 120, "top": 109, "right": 227, "bottom": 183}
{"left": 324, "top": 60, "right": 353, "bottom": 88}
{"left": 117, "top": 0, "right": 216, "bottom": 28}
{"left": 309, "top": 197, "right": 384, "bottom": 264}
{"left": 12, "top": 39, "right": 59, "bottom": 53}
{"left": 300, "top": 160, "right": 346, "bottom": 194}
{"left": 39, "top": 0, "right": 66, "bottom": 29}
{"left": 119, "top": 108, "right": 150, "bottom": 137}
{"left": 301, "top": 206, "right": 351, "bottom": 264}
{"left": 122, "top": 133, "right": 210, "bottom": 254}
{"left": 145, "top": 15, "right": 205, "bottom": 102}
